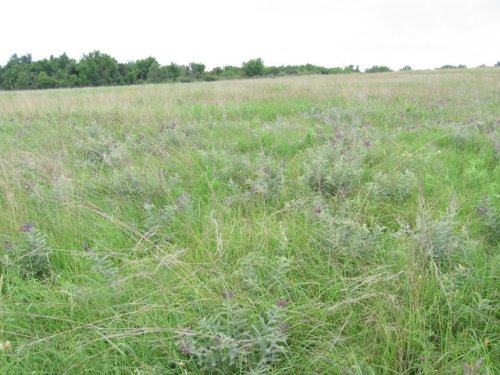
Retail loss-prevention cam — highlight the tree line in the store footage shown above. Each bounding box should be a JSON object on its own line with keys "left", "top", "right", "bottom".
{"left": 0, "top": 52, "right": 362, "bottom": 90}
{"left": 2, "top": 52, "right": 496, "bottom": 91}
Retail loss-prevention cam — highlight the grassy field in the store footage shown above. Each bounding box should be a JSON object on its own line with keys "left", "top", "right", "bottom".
{"left": 0, "top": 69, "right": 499, "bottom": 374}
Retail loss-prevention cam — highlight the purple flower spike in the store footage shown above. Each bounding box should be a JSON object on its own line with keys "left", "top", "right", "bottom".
{"left": 476, "top": 207, "right": 489, "bottom": 216}
{"left": 21, "top": 223, "right": 35, "bottom": 233}
{"left": 276, "top": 299, "right": 289, "bottom": 308}
{"left": 181, "top": 342, "right": 191, "bottom": 355}
{"left": 221, "top": 290, "right": 235, "bottom": 299}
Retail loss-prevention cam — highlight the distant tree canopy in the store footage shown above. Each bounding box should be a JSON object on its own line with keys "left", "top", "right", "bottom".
{"left": 243, "top": 58, "right": 265, "bottom": 77}
{"left": 0, "top": 51, "right": 488, "bottom": 91}
{"left": 365, "top": 65, "right": 392, "bottom": 73}
{"left": 78, "top": 51, "right": 120, "bottom": 86}
{"left": 439, "top": 64, "right": 467, "bottom": 69}
{"left": 0, "top": 52, "right": 368, "bottom": 90}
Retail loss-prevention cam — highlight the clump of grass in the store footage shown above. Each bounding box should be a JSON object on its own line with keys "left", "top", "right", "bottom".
{"left": 177, "top": 297, "right": 289, "bottom": 374}
{"left": 303, "top": 144, "right": 364, "bottom": 196}
{"left": 1, "top": 69, "right": 499, "bottom": 374}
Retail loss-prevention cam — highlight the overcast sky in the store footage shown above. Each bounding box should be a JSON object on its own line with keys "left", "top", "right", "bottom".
{"left": 1, "top": 0, "right": 499, "bottom": 70}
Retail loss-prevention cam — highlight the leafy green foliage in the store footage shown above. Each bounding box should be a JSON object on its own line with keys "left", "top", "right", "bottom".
{"left": 78, "top": 51, "right": 120, "bottom": 86}
{"left": 0, "top": 69, "right": 498, "bottom": 374}
{"left": 244, "top": 154, "right": 286, "bottom": 199}
{"left": 370, "top": 169, "right": 416, "bottom": 202}
{"left": 439, "top": 64, "right": 467, "bottom": 69}
{"left": 0, "top": 52, "right": 365, "bottom": 90}
{"left": 303, "top": 144, "right": 364, "bottom": 196}
{"left": 477, "top": 197, "right": 500, "bottom": 245}
{"left": 234, "top": 253, "right": 292, "bottom": 294}
{"left": 412, "top": 200, "right": 469, "bottom": 263}
{"left": 365, "top": 65, "right": 392, "bottom": 73}
{"left": 178, "top": 298, "right": 289, "bottom": 374}
{"left": 5, "top": 224, "right": 52, "bottom": 279}
{"left": 316, "top": 203, "right": 383, "bottom": 264}
{"left": 243, "top": 58, "right": 265, "bottom": 77}
{"left": 83, "top": 243, "right": 117, "bottom": 281}
{"left": 189, "top": 63, "right": 206, "bottom": 80}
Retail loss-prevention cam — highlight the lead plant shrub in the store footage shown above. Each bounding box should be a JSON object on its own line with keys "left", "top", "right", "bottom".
{"left": 157, "top": 123, "right": 190, "bottom": 148}
{"left": 477, "top": 196, "right": 500, "bottom": 246}
{"left": 421, "top": 207, "right": 460, "bottom": 262}
{"left": 306, "top": 106, "right": 378, "bottom": 150}
{"left": 245, "top": 154, "right": 286, "bottom": 199}
{"left": 303, "top": 144, "right": 363, "bottom": 196}
{"left": 370, "top": 169, "right": 416, "bottom": 203}
{"left": 449, "top": 127, "right": 484, "bottom": 151}
{"left": 304, "top": 106, "right": 361, "bottom": 130}
{"left": 436, "top": 124, "right": 484, "bottom": 152}
{"left": 234, "top": 253, "right": 292, "bottom": 294}
{"left": 198, "top": 149, "right": 251, "bottom": 187}
{"left": 141, "top": 193, "right": 191, "bottom": 245}
{"left": 488, "top": 130, "right": 500, "bottom": 160}
{"left": 315, "top": 202, "right": 383, "bottom": 264}
{"left": 411, "top": 200, "right": 470, "bottom": 267}
{"left": 100, "top": 166, "right": 169, "bottom": 198}
{"left": 5, "top": 224, "right": 52, "bottom": 279}
{"left": 464, "top": 359, "right": 486, "bottom": 375}
{"left": 77, "top": 128, "right": 128, "bottom": 167}
{"left": 142, "top": 202, "right": 176, "bottom": 245}
{"left": 51, "top": 174, "right": 75, "bottom": 202}
{"left": 178, "top": 298, "right": 289, "bottom": 374}
{"left": 82, "top": 243, "right": 117, "bottom": 282}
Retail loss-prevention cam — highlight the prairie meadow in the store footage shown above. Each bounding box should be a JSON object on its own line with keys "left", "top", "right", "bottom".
{"left": 0, "top": 69, "right": 499, "bottom": 374}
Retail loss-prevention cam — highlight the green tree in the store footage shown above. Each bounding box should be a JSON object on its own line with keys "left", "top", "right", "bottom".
{"left": 36, "top": 71, "right": 57, "bottom": 89}
{"left": 135, "top": 57, "right": 158, "bottom": 82}
{"left": 365, "top": 65, "right": 392, "bottom": 73}
{"left": 119, "top": 62, "right": 139, "bottom": 85}
{"left": 211, "top": 66, "right": 223, "bottom": 76}
{"left": 78, "top": 51, "right": 119, "bottom": 86}
{"left": 222, "top": 65, "right": 243, "bottom": 78}
{"left": 242, "top": 58, "right": 265, "bottom": 77}
{"left": 146, "top": 62, "right": 164, "bottom": 83}
{"left": 189, "top": 63, "right": 205, "bottom": 79}
{"left": 165, "top": 63, "right": 181, "bottom": 81}
{"left": 0, "top": 54, "right": 37, "bottom": 89}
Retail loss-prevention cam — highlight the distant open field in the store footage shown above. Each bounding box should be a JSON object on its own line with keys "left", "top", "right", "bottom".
{"left": 0, "top": 69, "right": 499, "bottom": 374}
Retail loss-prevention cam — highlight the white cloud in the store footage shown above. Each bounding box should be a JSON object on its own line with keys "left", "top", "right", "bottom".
{"left": 1, "top": 0, "right": 499, "bottom": 69}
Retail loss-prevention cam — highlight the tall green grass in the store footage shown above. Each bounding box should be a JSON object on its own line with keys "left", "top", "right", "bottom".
{"left": 0, "top": 69, "right": 499, "bottom": 374}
